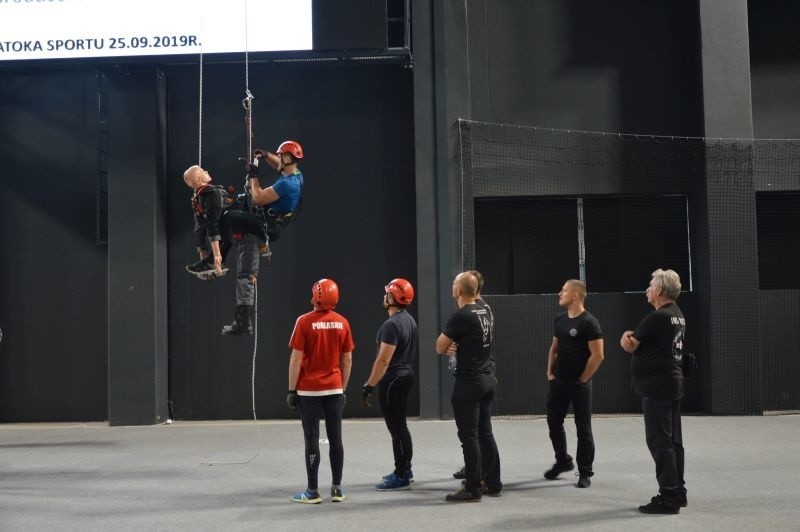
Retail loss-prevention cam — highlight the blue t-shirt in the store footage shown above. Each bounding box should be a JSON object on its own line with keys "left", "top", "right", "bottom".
{"left": 270, "top": 171, "right": 304, "bottom": 214}
{"left": 376, "top": 310, "right": 418, "bottom": 380}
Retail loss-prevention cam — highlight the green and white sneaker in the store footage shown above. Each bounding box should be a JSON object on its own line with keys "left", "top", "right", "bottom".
{"left": 331, "top": 486, "right": 346, "bottom": 502}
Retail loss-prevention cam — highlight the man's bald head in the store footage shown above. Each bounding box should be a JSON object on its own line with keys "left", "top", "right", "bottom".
{"left": 183, "top": 165, "right": 211, "bottom": 189}
{"left": 454, "top": 271, "right": 478, "bottom": 298}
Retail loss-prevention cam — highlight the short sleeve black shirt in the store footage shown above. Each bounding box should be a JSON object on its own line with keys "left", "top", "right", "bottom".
{"left": 631, "top": 302, "right": 685, "bottom": 400}
{"left": 443, "top": 302, "right": 495, "bottom": 378}
{"left": 553, "top": 311, "right": 603, "bottom": 381}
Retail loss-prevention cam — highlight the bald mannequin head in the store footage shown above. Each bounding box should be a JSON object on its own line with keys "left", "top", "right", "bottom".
{"left": 183, "top": 165, "right": 211, "bottom": 190}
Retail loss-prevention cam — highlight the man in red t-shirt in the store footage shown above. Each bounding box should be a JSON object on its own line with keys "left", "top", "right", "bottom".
{"left": 287, "top": 278, "right": 354, "bottom": 504}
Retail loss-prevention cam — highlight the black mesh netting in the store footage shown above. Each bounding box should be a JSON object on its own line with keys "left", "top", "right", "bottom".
{"left": 456, "top": 119, "right": 800, "bottom": 415}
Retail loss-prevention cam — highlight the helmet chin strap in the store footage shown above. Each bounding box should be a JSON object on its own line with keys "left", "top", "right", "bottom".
{"left": 277, "top": 154, "right": 299, "bottom": 174}
{"left": 383, "top": 294, "right": 401, "bottom": 310}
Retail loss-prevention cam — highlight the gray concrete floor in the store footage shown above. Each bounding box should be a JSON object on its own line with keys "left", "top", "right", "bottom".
{"left": 1, "top": 415, "right": 798, "bottom": 531}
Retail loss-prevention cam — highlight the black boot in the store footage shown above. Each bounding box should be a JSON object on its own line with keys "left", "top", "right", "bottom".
{"left": 221, "top": 305, "right": 253, "bottom": 336}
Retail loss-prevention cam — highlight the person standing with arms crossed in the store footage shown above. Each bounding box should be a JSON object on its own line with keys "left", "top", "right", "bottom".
{"left": 620, "top": 269, "right": 687, "bottom": 514}
{"left": 362, "top": 278, "right": 418, "bottom": 491}
{"left": 287, "top": 278, "right": 354, "bottom": 504}
{"left": 544, "top": 279, "right": 604, "bottom": 488}
{"left": 436, "top": 271, "right": 501, "bottom": 502}
{"left": 451, "top": 270, "right": 498, "bottom": 484}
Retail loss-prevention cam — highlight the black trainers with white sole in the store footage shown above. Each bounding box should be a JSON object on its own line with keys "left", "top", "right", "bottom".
{"left": 185, "top": 260, "right": 228, "bottom": 280}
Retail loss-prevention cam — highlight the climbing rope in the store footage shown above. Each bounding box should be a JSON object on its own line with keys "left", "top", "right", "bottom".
{"left": 203, "top": 282, "right": 263, "bottom": 466}
{"left": 198, "top": 49, "right": 204, "bottom": 166}
{"left": 201, "top": 0, "right": 266, "bottom": 467}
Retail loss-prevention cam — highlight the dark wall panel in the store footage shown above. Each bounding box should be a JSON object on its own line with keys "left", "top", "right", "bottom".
{"left": 759, "top": 290, "right": 800, "bottom": 412}
{"left": 0, "top": 71, "right": 107, "bottom": 421}
{"left": 313, "top": 0, "right": 387, "bottom": 50}
{"left": 106, "top": 70, "right": 169, "bottom": 426}
{"left": 467, "top": 0, "right": 703, "bottom": 136}
{"left": 167, "top": 62, "right": 416, "bottom": 420}
{"left": 749, "top": 0, "right": 800, "bottom": 138}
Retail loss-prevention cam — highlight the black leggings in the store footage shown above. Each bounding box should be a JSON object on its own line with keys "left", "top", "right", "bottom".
{"left": 297, "top": 394, "right": 344, "bottom": 491}
{"left": 379, "top": 375, "right": 414, "bottom": 476}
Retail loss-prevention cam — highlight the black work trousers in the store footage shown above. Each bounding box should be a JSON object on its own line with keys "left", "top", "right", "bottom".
{"left": 296, "top": 394, "right": 345, "bottom": 491}
{"left": 218, "top": 209, "right": 266, "bottom": 262}
{"left": 546, "top": 379, "right": 595, "bottom": 475}
{"left": 451, "top": 375, "right": 501, "bottom": 494}
{"left": 379, "top": 374, "right": 414, "bottom": 477}
{"left": 642, "top": 396, "right": 686, "bottom": 504}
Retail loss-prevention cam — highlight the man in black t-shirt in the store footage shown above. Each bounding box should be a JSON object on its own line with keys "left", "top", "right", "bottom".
{"left": 362, "top": 278, "right": 419, "bottom": 491}
{"left": 436, "top": 271, "right": 501, "bottom": 502}
{"left": 451, "top": 270, "right": 499, "bottom": 485}
{"left": 544, "top": 279, "right": 604, "bottom": 488}
{"left": 621, "top": 269, "right": 687, "bottom": 515}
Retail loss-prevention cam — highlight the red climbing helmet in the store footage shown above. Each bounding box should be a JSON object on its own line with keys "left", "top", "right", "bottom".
{"left": 312, "top": 278, "right": 339, "bottom": 310}
{"left": 276, "top": 140, "right": 304, "bottom": 160}
{"left": 385, "top": 278, "right": 414, "bottom": 306}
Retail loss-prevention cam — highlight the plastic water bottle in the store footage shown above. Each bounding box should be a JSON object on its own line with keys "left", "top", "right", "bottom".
{"left": 448, "top": 354, "right": 457, "bottom": 372}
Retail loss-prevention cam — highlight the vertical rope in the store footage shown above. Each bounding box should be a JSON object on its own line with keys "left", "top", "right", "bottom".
{"left": 243, "top": 0, "right": 253, "bottom": 160}
{"left": 251, "top": 282, "right": 260, "bottom": 426}
{"left": 244, "top": 0, "right": 250, "bottom": 94}
{"left": 201, "top": 280, "right": 262, "bottom": 466}
{"left": 198, "top": 13, "right": 204, "bottom": 165}
{"left": 198, "top": 51, "right": 203, "bottom": 165}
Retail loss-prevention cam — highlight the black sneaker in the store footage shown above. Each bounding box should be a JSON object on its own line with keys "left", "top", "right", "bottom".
{"left": 654, "top": 493, "right": 687, "bottom": 508}
{"left": 638, "top": 495, "right": 679, "bottom": 514}
{"left": 460, "top": 479, "right": 502, "bottom": 497}
{"left": 453, "top": 466, "right": 465, "bottom": 479}
{"left": 445, "top": 486, "right": 482, "bottom": 503}
{"left": 482, "top": 482, "right": 502, "bottom": 497}
{"left": 185, "top": 260, "right": 228, "bottom": 280}
{"left": 185, "top": 260, "right": 210, "bottom": 274}
{"left": 576, "top": 472, "right": 591, "bottom": 488}
{"left": 544, "top": 460, "right": 575, "bottom": 480}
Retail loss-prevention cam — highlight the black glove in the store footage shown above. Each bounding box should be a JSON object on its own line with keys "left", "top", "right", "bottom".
{"left": 246, "top": 162, "right": 260, "bottom": 178}
{"left": 253, "top": 148, "right": 268, "bottom": 160}
{"left": 286, "top": 390, "right": 297, "bottom": 410}
{"left": 361, "top": 383, "right": 375, "bottom": 407}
